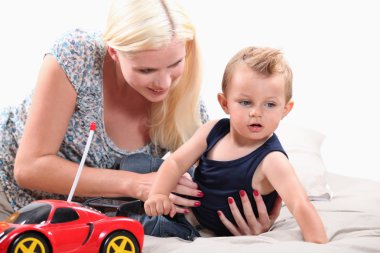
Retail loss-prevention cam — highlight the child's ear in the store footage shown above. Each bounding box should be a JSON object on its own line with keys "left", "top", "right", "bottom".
{"left": 217, "top": 92, "right": 229, "bottom": 114}
{"left": 282, "top": 100, "right": 294, "bottom": 119}
{"left": 108, "top": 47, "right": 119, "bottom": 62}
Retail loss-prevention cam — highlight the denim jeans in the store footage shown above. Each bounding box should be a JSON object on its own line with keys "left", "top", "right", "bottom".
{"left": 129, "top": 213, "right": 200, "bottom": 241}
{"left": 115, "top": 152, "right": 164, "bottom": 173}
{"left": 115, "top": 153, "right": 200, "bottom": 241}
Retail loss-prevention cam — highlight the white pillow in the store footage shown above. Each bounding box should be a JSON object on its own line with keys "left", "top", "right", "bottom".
{"left": 276, "top": 125, "right": 333, "bottom": 201}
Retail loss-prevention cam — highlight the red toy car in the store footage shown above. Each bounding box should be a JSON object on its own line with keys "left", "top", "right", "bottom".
{"left": 0, "top": 199, "right": 144, "bottom": 253}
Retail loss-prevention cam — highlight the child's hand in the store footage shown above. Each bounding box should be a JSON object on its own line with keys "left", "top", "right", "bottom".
{"left": 144, "top": 194, "right": 177, "bottom": 217}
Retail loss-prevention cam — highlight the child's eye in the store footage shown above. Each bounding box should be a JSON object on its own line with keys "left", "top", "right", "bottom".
{"left": 239, "top": 100, "right": 251, "bottom": 106}
{"left": 265, "top": 102, "right": 276, "bottom": 108}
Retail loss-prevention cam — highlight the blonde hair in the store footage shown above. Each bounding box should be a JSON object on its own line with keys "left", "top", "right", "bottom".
{"left": 221, "top": 47, "right": 293, "bottom": 102}
{"left": 103, "top": 0, "right": 202, "bottom": 151}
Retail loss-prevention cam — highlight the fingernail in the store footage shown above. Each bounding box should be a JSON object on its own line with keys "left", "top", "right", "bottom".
{"left": 217, "top": 210, "right": 222, "bottom": 216}
{"left": 194, "top": 201, "right": 201, "bottom": 207}
{"left": 197, "top": 191, "right": 204, "bottom": 197}
{"left": 184, "top": 209, "right": 190, "bottom": 214}
{"left": 228, "top": 197, "right": 234, "bottom": 204}
{"left": 253, "top": 190, "right": 259, "bottom": 196}
{"left": 239, "top": 190, "right": 245, "bottom": 197}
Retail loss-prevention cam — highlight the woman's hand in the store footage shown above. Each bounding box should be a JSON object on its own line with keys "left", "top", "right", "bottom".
{"left": 218, "top": 190, "right": 282, "bottom": 235}
{"left": 169, "top": 172, "right": 202, "bottom": 214}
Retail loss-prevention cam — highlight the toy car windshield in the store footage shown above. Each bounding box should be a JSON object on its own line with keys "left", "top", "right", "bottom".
{"left": 5, "top": 202, "right": 51, "bottom": 225}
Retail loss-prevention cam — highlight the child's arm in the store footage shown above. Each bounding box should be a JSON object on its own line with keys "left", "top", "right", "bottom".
{"left": 260, "top": 152, "right": 328, "bottom": 243}
{"left": 144, "top": 120, "right": 218, "bottom": 217}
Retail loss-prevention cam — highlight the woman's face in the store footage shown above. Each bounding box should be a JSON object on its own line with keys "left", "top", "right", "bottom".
{"left": 116, "top": 40, "right": 186, "bottom": 102}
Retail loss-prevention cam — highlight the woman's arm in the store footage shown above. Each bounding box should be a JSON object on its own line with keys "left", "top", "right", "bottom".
{"left": 13, "top": 55, "right": 194, "bottom": 203}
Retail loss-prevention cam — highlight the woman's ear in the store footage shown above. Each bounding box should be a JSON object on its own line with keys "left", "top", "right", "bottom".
{"left": 217, "top": 92, "right": 229, "bottom": 114}
{"left": 282, "top": 100, "right": 294, "bottom": 119}
{"left": 108, "top": 47, "right": 119, "bottom": 62}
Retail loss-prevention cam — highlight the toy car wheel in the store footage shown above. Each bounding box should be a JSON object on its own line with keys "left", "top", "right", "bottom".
{"left": 101, "top": 230, "right": 140, "bottom": 253}
{"left": 9, "top": 232, "right": 50, "bottom": 253}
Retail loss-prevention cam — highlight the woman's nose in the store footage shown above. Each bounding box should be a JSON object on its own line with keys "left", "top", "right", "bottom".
{"left": 154, "top": 72, "right": 171, "bottom": 90}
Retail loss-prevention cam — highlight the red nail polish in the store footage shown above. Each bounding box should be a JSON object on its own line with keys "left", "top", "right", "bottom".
{"left": 197, "top": 191, "right": 204, "bottom": 197}
{"left": 217, "top": 210, "right": 222, "bottom": 216}
{"left": 253, "top": 190, "right": 259, "bottom": 196}
{"left": 184, "top": 209, "right": 190, "bottom": 214}
{"left": 239, "top": 190, "right": 245, "bottom": 197}
{"left": 194, "top": 201, "right": 201, "bottom": 207}
{"left": 228, "top": 197, "right": 234, "bottom": 204}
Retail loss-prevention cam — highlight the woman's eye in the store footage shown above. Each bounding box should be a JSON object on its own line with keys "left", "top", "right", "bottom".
{"left": 171, "top": 59, "right": 183, "bottom": 68}
{"left": 139, "top": 69, "right": 154, "bottom": 74}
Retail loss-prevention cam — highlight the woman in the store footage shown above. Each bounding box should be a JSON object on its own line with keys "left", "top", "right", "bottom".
{"left": 0, "top": 0, "right": 280, "bottom": 239}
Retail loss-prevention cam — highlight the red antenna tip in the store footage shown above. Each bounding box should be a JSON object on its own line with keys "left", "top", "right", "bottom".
{"left": 90, "top": 122, "right": 96, "bottom": 131}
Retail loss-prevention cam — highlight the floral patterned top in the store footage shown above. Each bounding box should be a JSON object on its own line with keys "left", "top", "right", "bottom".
{"left": 0, "top": 29, "right": 209, "bottom": 211}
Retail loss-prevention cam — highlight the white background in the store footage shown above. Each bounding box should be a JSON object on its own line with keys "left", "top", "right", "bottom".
{"left": 1, "top": 1, "right": 379, "bottom": 182}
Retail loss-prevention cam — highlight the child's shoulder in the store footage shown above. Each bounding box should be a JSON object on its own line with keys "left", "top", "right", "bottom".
{"left": 261, "top": 150, "right": 292, "bottom": 174}
{"left": 201, "top": 118, "right": 228, "bottom": 130}
{"left": 203, "top": 118, "right": 229, "bottom": 126}
{"left": 195, "top": 119, "right": 226, "bottom": 138}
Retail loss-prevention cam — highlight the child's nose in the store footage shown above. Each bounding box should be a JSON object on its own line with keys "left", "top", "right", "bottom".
{"left": 249, "top": 107, "right": 262, "bottom": 117}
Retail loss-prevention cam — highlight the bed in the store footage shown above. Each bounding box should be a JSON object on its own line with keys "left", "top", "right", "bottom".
{"left": 142, "top": 125, "right": 380, "bottom": 253}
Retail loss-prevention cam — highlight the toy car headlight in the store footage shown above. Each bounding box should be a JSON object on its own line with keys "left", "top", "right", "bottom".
{"left": 0, "top": 227, "right": 16, "bottom": 240}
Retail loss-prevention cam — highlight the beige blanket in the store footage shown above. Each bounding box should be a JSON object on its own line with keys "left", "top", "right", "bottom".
{"left": 142, "top": 173, "right": 380, "bottom": 253}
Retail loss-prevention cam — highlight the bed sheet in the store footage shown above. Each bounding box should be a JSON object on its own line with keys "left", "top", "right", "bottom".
{"left": 142, "top": 173, "right": 380, "bottom": 253}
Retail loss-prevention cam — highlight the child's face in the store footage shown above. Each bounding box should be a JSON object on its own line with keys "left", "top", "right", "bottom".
{"left": 219, "top": 64, "right": 293, "bottom": 144}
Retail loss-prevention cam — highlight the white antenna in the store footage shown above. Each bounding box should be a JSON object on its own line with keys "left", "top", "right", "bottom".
{"left": 67, "top": 122, "right": 96, "bottom": 202}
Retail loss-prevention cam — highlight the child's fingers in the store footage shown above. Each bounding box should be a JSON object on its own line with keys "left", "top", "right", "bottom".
{"left": 144, "top": 204, "right": 151, "bottom": 216}
{"left": 162, "top": 199, "right": 173, "bottom": 215}
{"left": 144, "top": 196, "right": 173, "bottom": 216}
{"left": 169, "top": 203, "right": 177, "bottom": 218}
{"left": 144, "top": 202, "right": 157, "bottom": 216}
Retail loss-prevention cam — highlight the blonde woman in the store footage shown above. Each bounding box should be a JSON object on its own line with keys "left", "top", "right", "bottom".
{"left": 0, "top": 0, "right": 280, "bottom": 239}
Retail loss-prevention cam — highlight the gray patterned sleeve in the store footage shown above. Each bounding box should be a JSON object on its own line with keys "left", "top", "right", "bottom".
{"left": 48, "top": 29, "right": 91, "bottom": 93}
{"left": 199, "top": 98, "right": 209, "bottom": 124}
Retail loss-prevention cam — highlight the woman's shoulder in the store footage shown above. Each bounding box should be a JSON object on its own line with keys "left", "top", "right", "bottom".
{"left": 55, "top": 28, "right": 103, "bottom": 46}
{"left": 48, "top": 28, "right": 106, "bottom": 92}
{"left": 49, "top": 28, "right": 106, "bottom": 61}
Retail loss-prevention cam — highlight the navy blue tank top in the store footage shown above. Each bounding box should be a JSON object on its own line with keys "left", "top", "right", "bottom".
{"left": 192, "top": 118, "right": 287, "bottom": 236}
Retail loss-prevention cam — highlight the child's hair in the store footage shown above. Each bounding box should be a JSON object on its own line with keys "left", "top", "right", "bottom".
{"left": 221, "top": 47, "right": 293, "bottom": 102}
{"left": 103, "top": 0, "right": 202, "bottom": 151}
